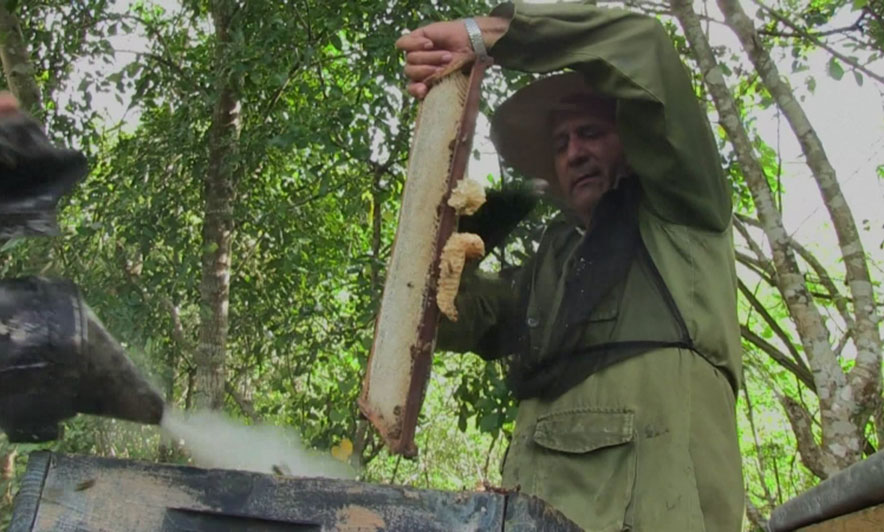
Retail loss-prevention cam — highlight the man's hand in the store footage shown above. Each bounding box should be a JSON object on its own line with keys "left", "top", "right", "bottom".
{"left": 396, "top": 17, "right": 509, "bottom": 99}
{"left": 0, "top": 92, "right": 20, "bottom": 115}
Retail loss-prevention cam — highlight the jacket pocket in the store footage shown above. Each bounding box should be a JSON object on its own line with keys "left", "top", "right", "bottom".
{"left": 532, "top": 408, "right": 636, "bottom": 532}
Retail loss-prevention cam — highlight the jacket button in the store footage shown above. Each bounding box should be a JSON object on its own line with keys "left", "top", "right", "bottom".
{"left": 526, "top": 317, "right": 539, "bottom": 328}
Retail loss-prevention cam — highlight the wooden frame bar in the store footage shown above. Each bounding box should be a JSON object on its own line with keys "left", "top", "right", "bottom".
{"left": 358, "top": 55, "right": 492, "bottom": 456}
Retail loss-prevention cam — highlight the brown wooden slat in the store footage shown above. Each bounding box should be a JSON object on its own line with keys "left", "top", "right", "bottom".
{"left": 358, "top": 55, "right": 492, "bottom": 457}
{"left": 799, "top": 504, "right": 884, "bottom": 532}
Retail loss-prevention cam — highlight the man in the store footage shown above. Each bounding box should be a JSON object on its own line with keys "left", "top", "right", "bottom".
{"left": 398, "top": 3, "right": 743, "bottom": 531}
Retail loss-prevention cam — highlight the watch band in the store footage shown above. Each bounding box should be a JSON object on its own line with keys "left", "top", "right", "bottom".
{"left": 463, "top": 18, "right": 489, "bottom": 60}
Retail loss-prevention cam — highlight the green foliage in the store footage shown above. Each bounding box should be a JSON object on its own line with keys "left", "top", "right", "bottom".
{"left": 3, "top": 0, "right": 510, "bottom": 506}
{"left": 448, "top": 358, "right": 516, "bottom": 436}
{"left": 14, "top": 0, "right": 118, "bottom": 144}
{"left": 827, "top": 57, "right": 845, "bottom": 80}
{"left": 1, "top": 2, "right": 882, "bottom": 530}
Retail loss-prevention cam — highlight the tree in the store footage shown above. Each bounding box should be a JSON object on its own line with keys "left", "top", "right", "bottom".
{"left": 665, "top": 0, "right": 882, "bottom": 524}
{"left": 720, "top": 0, "right": 881, "bottom": 472}
{"left": 0, "top": 5, "right": 41, "bottom": 114}
{"left": 192, "top": 0, "right": 242, "bottom": 410}
{"left": 1, "top": 1, "right": 880, "bottom": 529}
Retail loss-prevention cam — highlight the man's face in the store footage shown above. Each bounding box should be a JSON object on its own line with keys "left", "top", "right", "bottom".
{"left": 551, "top": 109, "right": 627, "bottom": 223}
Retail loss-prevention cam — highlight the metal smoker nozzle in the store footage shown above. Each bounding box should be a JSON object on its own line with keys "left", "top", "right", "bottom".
{"left": 0, "top": 278, "right": 165, "bottom": 443}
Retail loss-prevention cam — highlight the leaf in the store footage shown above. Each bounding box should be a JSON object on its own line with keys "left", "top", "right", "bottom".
{"left": 854, "top": 71, "right": 864, "bottom": 87}
{"left": 0, "top": 237, "right": 25, "bottom": 253}
{"left": 478, "top": 413, "right": 501, "bottom": 433}
{"left": 331, "top": 438, "right": 353, "bottom": 462}
{"left": 827, "top": 58, "right": 844, "bottom": 81}
{"left": 852, "top": 0, "right": 869, "bottom": 8}
{"left": 805, "top": 76, "right": 817, "bottom": 93}
{"left": 476, "top": 397, "right": 495, "bottom": 410}
{"left": 4, "top": 0, "right": 18, "bottom": 13}
{"left": 458, "top": 412, "right": 468, "bottom": 432}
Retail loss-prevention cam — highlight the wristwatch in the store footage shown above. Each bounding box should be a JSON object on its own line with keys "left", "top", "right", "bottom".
{"left": 463, "top": 18, "right": 489, "bottom": 60}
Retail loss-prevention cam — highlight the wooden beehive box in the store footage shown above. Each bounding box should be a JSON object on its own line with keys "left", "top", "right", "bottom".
{"left": 768, "top": 450, "right": 884, "bottom": 531}
{"left": 10, "top": 452, "right": 580, "bottom": 531}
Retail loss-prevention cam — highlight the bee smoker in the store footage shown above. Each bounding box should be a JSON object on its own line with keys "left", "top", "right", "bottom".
{"left": 0, "top": 111, "right": 164, "bottom": 443}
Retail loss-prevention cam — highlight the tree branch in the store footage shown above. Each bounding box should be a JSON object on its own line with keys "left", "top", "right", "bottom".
{"left": 752, "top": 1, "right": 884, "bottom": 86}
{"left": 112, "top": 49, "right": 192, "bottom": 86}
{"left": 736, "top": 252, "right": 778, "bottom": 288}
{"left": 738, "top": 279, "right": 811, "bottom": 377}
{"left": 745, "top": 495, "right": 770, "bottom": 531}
{"left": 482, "top": 432, "right": 499, "bottom": 482}
{"left": 717, "top": 0, "right": 881, "bottom": 418}
{"left": 741, "top": 324, "right": 816, "bottom": 391}
{"left": 225, "top": 381, "right": 258, "bottom": 422}
{"left": 779, "top": 394, "right": 829, "bottom": 479}
{"left": 260, "top": 60, "right": 302, "bottom": 116}
{"left": 0, "top": 5, "right": 42, "bottom": 116}
{"left": 743, "top": 377, "right": 776, "bottom": 506}
{"left": 757, "top": 13, "right": 866, "bottom": 39}
{"left": 834, "top": 330, "right": 852, "bottom": 357}
{"left": 1, "top": 448, "right": 16, "bottom": 505}
{"left": 734, "top": 212, "right": 762, "bottom": 228}
{"left": 789, "top": 238, "right": 855, "bottom": 331}
{"left": 733, "top": 216, "right": 777, "bottom": 279}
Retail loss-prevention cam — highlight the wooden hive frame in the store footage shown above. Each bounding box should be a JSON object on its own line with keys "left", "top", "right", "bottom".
{"left": 358, "top": 55, "right": 492, "bottom": 456}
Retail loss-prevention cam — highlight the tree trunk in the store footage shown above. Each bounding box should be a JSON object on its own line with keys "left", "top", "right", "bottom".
{"left": 670, "top": 0, "right": 864, "bottom": 478}
{"left": 193, "top": 0, "right": 241, "bottom": 410}
{"left": 717, "top": 0, "right": 881, "bottom": 445}
{"left": 746, "top": 495, "right": 770, "bottom": 531}
{"left": 0, "top": 6, "right": 41, "bottom": 116}
{"left": 1, "top": 448, "right": 16, "bottom": 505}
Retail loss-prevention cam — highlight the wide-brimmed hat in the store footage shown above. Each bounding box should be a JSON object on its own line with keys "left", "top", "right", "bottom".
{"left": 490, "top": 71, "right": 615, "bottom": 184}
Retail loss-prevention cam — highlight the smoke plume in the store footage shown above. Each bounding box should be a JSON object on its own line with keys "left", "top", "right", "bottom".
{"left": 160, "top": 408, "right": 355, "bottom": 479}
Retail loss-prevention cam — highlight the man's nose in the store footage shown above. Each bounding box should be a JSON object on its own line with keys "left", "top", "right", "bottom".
{"left": 566, "top": 136, "right": 588, "bottom": 166}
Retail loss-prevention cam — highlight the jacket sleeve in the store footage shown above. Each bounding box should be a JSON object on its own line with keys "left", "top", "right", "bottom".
{"left": 436, "top": 269, "right": 520, "bottom": 360}
{"left": 489, "top": 2, "right": 732, "bottom": 231}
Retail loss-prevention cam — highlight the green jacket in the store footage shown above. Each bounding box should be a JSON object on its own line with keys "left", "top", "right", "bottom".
{"left": 436, "top": 4, "right": 744, "bottom": 530}
{"left": 438, "top": 1, "right": 740, "bottom": 396}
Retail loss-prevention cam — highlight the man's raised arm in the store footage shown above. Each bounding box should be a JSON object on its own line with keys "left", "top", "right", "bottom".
{"left": 399, "top": 2, "right": 732, "bottom": 231}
